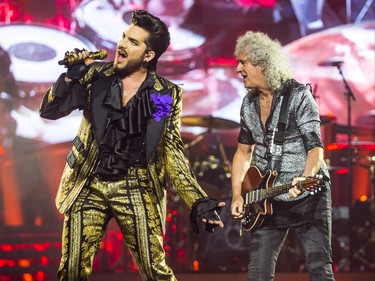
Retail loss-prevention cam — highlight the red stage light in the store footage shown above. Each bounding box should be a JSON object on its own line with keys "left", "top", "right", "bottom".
{"left": 0, "top": 244, "right": 13, "bottom": 252}
{"left": 166, "top": 213, "right": 172, "bottom": 222}
{"left": 105, "top": 239, "right": 113, "bottom": 252}
{"left": 34, "top": 216, "right": 43, "bottom": 226}
{"left": 177, "top": 249, "right": 186, "bottom": 257}
{"left": 336, "top": 168, "right": 349, "bottom": 175}
{"left": 18, "top": 259, "right": 31, "bottom": 268}
{"left": 0, "top": 2, "right": 30, "bottom": 22}
{"left": 45, "top": 13, "right": 71, "bottom": 30}
{"left": 36, "top": 271, "right": 45, "bottom": 281}
{"left": 33, "top": 244, "right": 46, "bottom": 251}
{"left": 0, "top": 259, "right": 16, "bottom": 267}
{"left": 208, "top": 57, "right": 237, "bottom": 67}
{"left": 21, "top": 273, "right": 33, "bottom": 281}
{"left": 0, "top": 274, "right": 12, "bottom": 281}
{"left": 192, "top": 260, "right": 199, "bottom": 271}
{"left": 40, "top": 256, "right": 49, "bottom": 266}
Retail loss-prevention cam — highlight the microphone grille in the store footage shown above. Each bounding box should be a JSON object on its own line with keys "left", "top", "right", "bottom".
{"left": 98, "top": 49, "right": 108, "bottom": 59}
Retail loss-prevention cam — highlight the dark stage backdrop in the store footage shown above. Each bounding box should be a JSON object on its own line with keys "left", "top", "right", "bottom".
{"left": 0, "top": 0, "right": 374, "bottom": 280}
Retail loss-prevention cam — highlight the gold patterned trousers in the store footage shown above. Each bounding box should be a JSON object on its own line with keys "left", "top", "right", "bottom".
{"left": 57, "top": 168, "right": 177, "bottom": 281}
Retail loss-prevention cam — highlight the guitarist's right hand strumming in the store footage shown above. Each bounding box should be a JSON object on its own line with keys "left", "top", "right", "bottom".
{"left": 230, "top": 194, "right": 245, "bottom": 220}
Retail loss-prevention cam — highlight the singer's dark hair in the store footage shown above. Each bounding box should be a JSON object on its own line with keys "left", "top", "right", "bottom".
{"left": 131, "top": 10, "right": 170, "bottom": 72}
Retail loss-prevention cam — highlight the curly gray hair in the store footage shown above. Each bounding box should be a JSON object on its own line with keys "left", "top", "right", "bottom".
{"left": 234, "top": 31, "right": 294, "bottom": 92}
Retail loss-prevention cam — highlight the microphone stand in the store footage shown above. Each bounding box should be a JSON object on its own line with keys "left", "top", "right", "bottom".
{"left": 336, "top": 63, "right": 356, "bottom": 268}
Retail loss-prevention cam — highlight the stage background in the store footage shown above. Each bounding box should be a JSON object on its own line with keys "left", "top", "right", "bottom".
{"left": 0, "top": 0, "right": 374, "bottom": 280}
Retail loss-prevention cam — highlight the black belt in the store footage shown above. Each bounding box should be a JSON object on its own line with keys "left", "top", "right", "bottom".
{"left": 94, "top": 166, "right": 147, "bottom": 182}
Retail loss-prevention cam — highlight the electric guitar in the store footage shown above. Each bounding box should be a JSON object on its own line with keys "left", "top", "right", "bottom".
{"left": 241, "top": 166, "right": 324, "bottom": 233}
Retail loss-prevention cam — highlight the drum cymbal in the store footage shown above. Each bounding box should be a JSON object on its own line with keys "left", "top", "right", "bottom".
{"left": 326, "top": 141, "right": 375, "bottom": 151}
{"left": 181, "top": 115, "right": 240, "bottom": 130}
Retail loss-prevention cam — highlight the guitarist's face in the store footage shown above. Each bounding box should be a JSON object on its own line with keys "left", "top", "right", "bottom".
{"left": 236, "top": 52, "right": 267, "bottom": 90}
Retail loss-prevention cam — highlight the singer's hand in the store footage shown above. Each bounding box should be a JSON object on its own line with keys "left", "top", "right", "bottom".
{"left": 67, "top": 48, "right": 91, "bottom": 63}
{"left": 200, "top": 201, "right": 225, "bottom": 229}
{"left": 66, "top": 48, "right": 91, "bottom": 81}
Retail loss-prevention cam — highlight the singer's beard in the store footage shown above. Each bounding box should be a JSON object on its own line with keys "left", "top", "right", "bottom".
{"left": 113, "top": 56, "right": 144, "bottom": 78}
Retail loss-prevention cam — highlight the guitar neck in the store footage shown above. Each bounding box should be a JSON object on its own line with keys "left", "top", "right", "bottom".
{"left": 249, "top": 180, "right": 311, "bottom": 203}
{"left": 260, "top": 183, "right": 292, "bottom": 200}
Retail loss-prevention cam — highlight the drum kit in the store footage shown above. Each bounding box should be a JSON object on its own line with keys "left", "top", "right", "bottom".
{"left": 326, "top": 139, "right": 375, "bottom": 270}
{"left": 181, "top": 114, "right": 240, "bottom": 199}
{"left": 326, "top": 140, "right": 375, "bottom": 199}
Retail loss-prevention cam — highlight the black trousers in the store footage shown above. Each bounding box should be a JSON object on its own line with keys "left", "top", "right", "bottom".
{"left": 247, "top": 187, "right": 335, "bottom": 281}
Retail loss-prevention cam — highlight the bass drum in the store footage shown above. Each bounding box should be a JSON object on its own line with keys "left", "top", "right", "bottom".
{"left": 0, "top": 24, "right": 97, "bottom": 111}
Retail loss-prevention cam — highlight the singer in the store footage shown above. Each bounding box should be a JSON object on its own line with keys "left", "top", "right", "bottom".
{"left": 39, "top": 10, "right": 225, "bottom": 281}
{"left": 230, "top": 31, "right": 335, "bottom": 281}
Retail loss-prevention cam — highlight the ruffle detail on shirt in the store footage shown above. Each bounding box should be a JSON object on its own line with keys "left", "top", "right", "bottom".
{"left": 96, "top": 76, "right": 153, "bottom": 176}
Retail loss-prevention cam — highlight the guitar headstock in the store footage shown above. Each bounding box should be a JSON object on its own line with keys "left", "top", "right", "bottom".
{"left": 300, "top": 175, "right": 325, "bottom": 194}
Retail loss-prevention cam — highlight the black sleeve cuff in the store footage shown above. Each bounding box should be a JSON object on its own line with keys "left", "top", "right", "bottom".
{"left": 54, "top": 73, "right": 85, "bottom": 112}
{"left": 54, "top": 73, "right": 69, "bottom": 98}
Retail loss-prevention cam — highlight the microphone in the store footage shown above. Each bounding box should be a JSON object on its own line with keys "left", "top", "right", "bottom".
{"left": 58, "top": 49, "right": 108, "bottom": 66}
{"left": 318, "top": 57, "right": 344, "bottom": 67}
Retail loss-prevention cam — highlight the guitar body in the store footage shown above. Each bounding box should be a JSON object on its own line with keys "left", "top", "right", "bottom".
{"left": 242, "top": 166, "right": 277, "bottom": 233}
{"left": 241, "top": 166, "right": 323, "bottom": 232}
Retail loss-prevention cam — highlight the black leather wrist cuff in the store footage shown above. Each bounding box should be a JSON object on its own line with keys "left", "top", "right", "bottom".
{"left": 190, "top": 197, "right": 223, "bottom": 235}
{"left": 66, "top": 62, "right": 88, "bottom": 80}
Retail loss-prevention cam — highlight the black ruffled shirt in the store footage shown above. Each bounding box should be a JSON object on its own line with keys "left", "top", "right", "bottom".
{"left": 95, "top": 73, "right": 154, "bottom": 177}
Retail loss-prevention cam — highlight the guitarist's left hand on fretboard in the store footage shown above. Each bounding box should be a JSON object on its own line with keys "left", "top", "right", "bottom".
{"left": 289, "top": 175, "right": 325, "bottom": 198}
{"left": 290, "top": 176, "right": 309, "bottom": 198}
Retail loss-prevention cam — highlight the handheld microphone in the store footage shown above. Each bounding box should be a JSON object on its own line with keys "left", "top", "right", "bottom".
{"left": 58, "top": 49, "right": 108, "bottom": 66}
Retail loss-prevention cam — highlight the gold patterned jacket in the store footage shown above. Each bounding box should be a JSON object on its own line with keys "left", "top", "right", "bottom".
{"left": 39, "top": 62, "right": 208, "bottom": 230}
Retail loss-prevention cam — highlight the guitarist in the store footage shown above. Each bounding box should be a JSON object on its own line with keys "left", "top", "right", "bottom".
{"left": 230, "top": 31, "right": 335, "bottom": 281}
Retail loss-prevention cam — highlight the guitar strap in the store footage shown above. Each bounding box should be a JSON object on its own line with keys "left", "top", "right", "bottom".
{"left": 269, "top": 81, "right": 295, "bottom": 172}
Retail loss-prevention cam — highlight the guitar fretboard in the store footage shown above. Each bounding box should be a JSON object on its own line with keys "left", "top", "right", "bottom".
{"left": 248, "top": 180, "right": 313, "bottom": 203}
